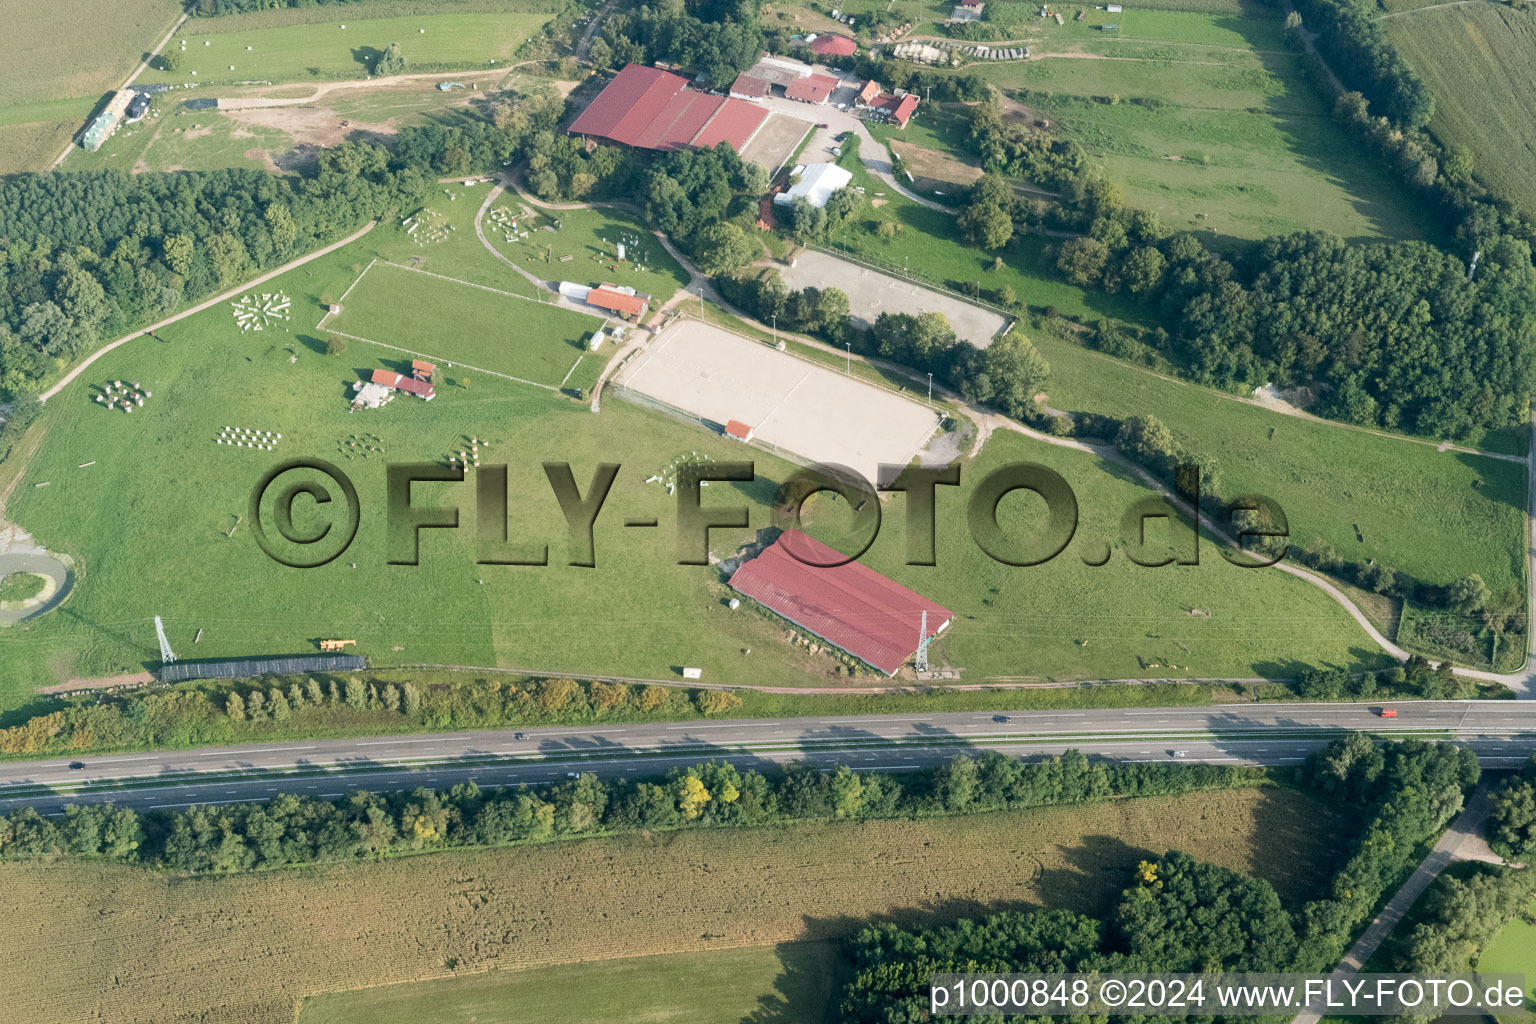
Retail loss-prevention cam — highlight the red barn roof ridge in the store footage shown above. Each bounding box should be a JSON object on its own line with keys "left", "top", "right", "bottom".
{"left": 729, "top": 530, "right": 952, "bottom": 675}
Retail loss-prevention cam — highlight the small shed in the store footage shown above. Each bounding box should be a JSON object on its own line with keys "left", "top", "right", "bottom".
{"left": 724, "top": 419, "right": 756, "bottom": 442}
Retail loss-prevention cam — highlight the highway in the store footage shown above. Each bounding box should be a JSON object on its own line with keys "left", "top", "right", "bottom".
{"left": 3, "top": 701, "right": 1535, "bottom": 815}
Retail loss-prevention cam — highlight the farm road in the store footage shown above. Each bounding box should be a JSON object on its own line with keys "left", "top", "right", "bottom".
{"left": 3, "top": 700, "right": 1534, "bottom": 816}
{"left": 38, "top": 220, "right": 377, "bottom": 404}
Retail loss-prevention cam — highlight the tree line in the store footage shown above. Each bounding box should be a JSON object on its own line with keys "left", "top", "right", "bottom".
{"left": 0, "top": 750, "right": 1261, "bottom": 871}
{"left": 1488, "top": 753, "right": 1536, "bottom": 861}
{"left": 954, "top": 88, "right": 1536, "bottom": 440}
{"left": 839, "top": 737, "right": 1481, "bottom": 1020}
{"left": 0, "top": 675, "right": 744, "bottom": 757}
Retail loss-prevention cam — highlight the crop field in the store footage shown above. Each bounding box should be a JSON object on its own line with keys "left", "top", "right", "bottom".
{"left": 1027, "top": 332, "right": 1529, "bottom": 598}
{"left": 299, "top": 943, "right": 842, "bottom": 1024}
{"left": 1478, "top": 897, "right": 1536, "bottom": 1018}
{"left": 323, "top": 260, "right": 603, "bottom": 392}
{"left": 0, "top": 0, "right": 180, "bottom": 106}
{"left": 484, "top": 202, "right": 692, "bottom": 310}
{"left": 0, "top": 787, "right": 1345, "bottom": 1024}
{"left": 137, "top": 12, "right": 553, "bottom": 89}
{"left": 0, "top": 0, "right": 181, "bottom": 172}
{"left": 969, "top": 7, "right": 1436, "bottom": 243}
{"left": 1386, "top": 4, "right": 1536, "bottom": 216}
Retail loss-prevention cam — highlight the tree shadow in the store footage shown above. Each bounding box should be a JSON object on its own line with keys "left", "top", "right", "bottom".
{"left": 351, "top": 47, "right": 383, "bottom": 74}
{"left": 739, "top": 941, "right": 847, "bottom": 1024}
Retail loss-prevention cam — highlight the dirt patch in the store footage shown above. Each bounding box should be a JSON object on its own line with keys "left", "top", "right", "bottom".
{"left": 223, "top": 104, "right": 397, "bottom": 151}
{"left": 38, "top": 672, "right": 155, "bottom": 696}
{"left": 890, "top": 139, "right": 983, "bottom": 193}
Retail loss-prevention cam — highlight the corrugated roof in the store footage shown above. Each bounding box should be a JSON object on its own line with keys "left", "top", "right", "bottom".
{"left": 588, "top": 286, "right": 650, "bottom": 318}
{"left": 693, "top": 99, "right": 768, "bottom": 150}
{"left": 785, "top": 73, "right": 839, "bottom": 103}
{"left": 155, "top": 654, "right": 367, "bottom": 683}
{"left": 729, "top": 530, "right": 952, "bottom": 674}
{"left": 569, "top": 64, "right": 686, "bottom": 145}
{"left": 569, "top": 63, "right": 766, "bottom": 153}
{"left": 729, "top": 72, "right": 771, "bottom": 98}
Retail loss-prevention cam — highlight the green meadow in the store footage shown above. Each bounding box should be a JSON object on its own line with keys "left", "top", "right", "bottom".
{"left": 138, "top": 11, "right": 552, "bottom": 88}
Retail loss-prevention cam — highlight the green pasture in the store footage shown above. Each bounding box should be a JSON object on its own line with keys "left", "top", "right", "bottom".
{"left": 970, "top": 10, "right": 1435, "bottom": 243}
{"left": 827, "top": 147, "right": 1150, "bottom": 323}
{"left": 324, "top": 260, "right": 601, "bottom": 390}
{"left": 370, "top": 181, "right": 547, "bottom": 297}
{"left": 1478, "top": 897, "right": 1536, "bottom": 1018}
{"left": 484, "top": 202, "right": 693, "bottom": 308}
{"left": 298, "top": 943, "right": 839, "bottom": 1024}
{"left": 137, "top": 11, "right": 551, "bottom": 88}
{"left": 0, "top": 225, "right": 1392, "bottom": 710}
{"left": 1028, "top": 331, "right": 1528, "bottom": 598}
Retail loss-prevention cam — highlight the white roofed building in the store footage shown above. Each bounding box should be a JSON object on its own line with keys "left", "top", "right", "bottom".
{"left": 774, "top": 162, "right": 854, "bottom": 208}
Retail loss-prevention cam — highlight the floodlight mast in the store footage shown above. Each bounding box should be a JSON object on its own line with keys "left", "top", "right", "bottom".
{"left": 155, "top": 615, "right": 177, "bottom": 664}
{"left": 915, "top": 609, "right": 929, "bottom": 672}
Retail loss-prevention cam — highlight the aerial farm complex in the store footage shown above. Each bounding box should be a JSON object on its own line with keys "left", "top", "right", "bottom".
{"left": 2, "top": 0, "right": 1536, "bottom": 1020}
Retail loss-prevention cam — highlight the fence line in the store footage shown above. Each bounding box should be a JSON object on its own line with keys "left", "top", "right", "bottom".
{"left": 324, "top": 329, "right": 561, "bottom": 393}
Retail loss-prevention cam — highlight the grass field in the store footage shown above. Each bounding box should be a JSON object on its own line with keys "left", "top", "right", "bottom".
{"left": 0, "top": 786, "right": 1345, "bottom": 1024}
{"left": 298, "top": 943, "right": 841, "bottom": 1024}
{"left": 967, "top": 5, "right": 1437, "bottom": 244}
{"left": 324, "top": 259, "right": 604, "bottom": 391}
{"left": 1386, "top": 3, "right": 1536, "bottom": 217}
{"left": 1027, "top": 331, "right": 1529, "bottom": 598}
{"left": 1478, "top": 896, "right": 1536, "bottom": 1017}
{"left": 0, "top": 169, "right": 1406, "bottom": 707}
{"left": 484, "top": 201, "right": 693, "bottom": 309}
{"left": 136, "top": 11, "right": 551, "bottom": 88}
{"left": 69, "top": 104, "right": 291, "bottom": 175}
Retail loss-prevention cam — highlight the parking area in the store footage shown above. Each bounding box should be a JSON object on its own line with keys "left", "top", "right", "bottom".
{"left": 778, "top": 249, "right": 1011, "bottom": 348}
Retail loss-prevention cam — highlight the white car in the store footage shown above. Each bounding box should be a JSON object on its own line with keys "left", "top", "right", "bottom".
{"left": 1171, "top": 750, "right": 1189, "bottom": 758}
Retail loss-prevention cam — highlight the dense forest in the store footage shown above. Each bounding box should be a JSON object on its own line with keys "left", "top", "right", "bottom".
{"left": 839, "top": 737, "right": 1479, "bottom": 1019}
{"left": 0, "top": 155, "right": 421, "bottom": 395}
{"left": 0, "top": 750, "right": 1256, "bottom": 871}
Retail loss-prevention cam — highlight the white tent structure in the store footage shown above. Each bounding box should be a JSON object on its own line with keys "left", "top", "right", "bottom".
{"left": 774, "top": 162, "right": 854, "bottom": 209}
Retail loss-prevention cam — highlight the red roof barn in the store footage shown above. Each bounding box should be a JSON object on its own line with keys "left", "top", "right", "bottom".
{"left": 809, "top": 33, "right": 857, "bottom": 57}
{"left": 371, "top": 368, "right": 435, "bottom": 399}
{"left": 785, "top": 73, "right": 839, "bottom": 104}
{"left": 569, "top": 64, "right": 769, "bottom": 153}
{"left": 729, "top": 530, "right": 952, "bottom": 675}
{"left": 587, "top": 284, "right": 651, "bottom": 320}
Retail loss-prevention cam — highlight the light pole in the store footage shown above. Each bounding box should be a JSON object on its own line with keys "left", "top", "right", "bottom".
{"left": 927, "top": 372, "right": 933, "bottom": 402}
{"left": 845, "top": 342, "right": 851, "bottom": 375}
{"left": 771, "top": 314, "right": 777, "bottom": 347}
{"left": 698, "top": 286, "right": 704, "bottom": 319}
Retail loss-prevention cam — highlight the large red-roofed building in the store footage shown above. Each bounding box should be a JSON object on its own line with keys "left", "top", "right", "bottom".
{"left": 809, "top": 33, "right": 857, "bottom": 57}
{"left": 729, "top": 530, "right": 952, "bottom": 675}
{"left": 569, "top": 64, "right": 769, "bottom": 153}
{"left": 785, "top": 73, "right": 839, "bottom": 104}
